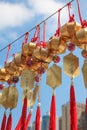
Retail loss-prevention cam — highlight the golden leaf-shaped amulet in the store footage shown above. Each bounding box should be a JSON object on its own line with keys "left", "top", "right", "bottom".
{"left": 20, "top": 70, "right": 35, "bottom": 90}
{"left": 63, "top": 53, "right": 80, "bottom": 78}
{"left": 82, "top": 60, "right": 87, "bottom": 88}
{"left": 46, "top": 64, "right": 62, "bottom": 89}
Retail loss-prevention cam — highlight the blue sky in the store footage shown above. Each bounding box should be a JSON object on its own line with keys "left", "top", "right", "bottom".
{"left": 0, "top": 0, "right": 87, "bottom": 129}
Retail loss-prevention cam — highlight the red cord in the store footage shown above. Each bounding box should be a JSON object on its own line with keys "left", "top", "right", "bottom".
{"left": 67, "top": 2, "right": 71, "bottom": 20}
{"left": 76, "top": 0, "right": 83, "bottom": 24}
{"left": 22, "top": 32, "right": 29, "bottom": 46}
{"left": 4, "top": 44, "right": 11, "bottom": 64}
{"left": 43, "top": 21, "right": 46, "bottom": 42}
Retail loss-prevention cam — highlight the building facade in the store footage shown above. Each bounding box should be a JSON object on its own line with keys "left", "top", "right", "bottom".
{"left": 61, "top": 102, "right": 87, "bottom": 130}
{"left": 28, "top": 102, "right": 87, "bottom": 130}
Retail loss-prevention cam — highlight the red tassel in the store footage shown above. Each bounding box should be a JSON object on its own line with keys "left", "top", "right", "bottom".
{"left": 6, "top": 113, "right": 12, "bottom": 130}
{"left": 15, "top": 116, "right": 22, "bottom": 130}
{"left": 70, "top": 84, "right": 78, "bottom": 130}
{"left": 1, "top": 112, "right": 6, "bottom": 130}
{"left": 49, "top": 93, "right": 56, "bottom": 130}
{"left": 35, "top": 105, "right": 41, "bottom": 130}
{"left": 21, "top": 96, "right": 27, "bottom": 130}
{"left": 25, "top": 110, "right": 32, "bottom": 129}
{"left": 86, "top": 97, "right": 87, "bottom": 115}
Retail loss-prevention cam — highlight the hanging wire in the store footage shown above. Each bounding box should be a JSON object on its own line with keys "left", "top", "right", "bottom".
{"left": 0, "top": 0, "right": 74, "bottom": 53}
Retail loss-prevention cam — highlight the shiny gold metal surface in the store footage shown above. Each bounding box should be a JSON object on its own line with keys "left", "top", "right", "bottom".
{"left": 46, "top": 64, "right": 62, "bottom": 89}
{"left": 0, "top": 68, "right": 11, "bottom": 82}
{"left": 82, "top": 60, "right": 87, "bottom": 88}
{"left": 47, "top": 36, "right": 66, "bottom": 54}
{"left": 63, "top": 53, "right": 80, "bottom": 78}
{"left": 10, "top": 61, "right": 22, "bottom": 75}
{"left": 61, "top": 22, "right": 81, "bottom": 39}
{"left": 8, "top": 86, "right": 18, "bottom": 109}
{"left": 33, "top": 47, "right": 50, "bottom": 61}
{"left": 14, "top": 53, "right": 26, "bottom": 68}
{"left": 5, "top": 62, "right": 16, "bottom": 75}
{"left": 22, "top": 42, "right": 36, "bottom": 56}
{"left": 20, "top": 70, "right": 35, "bottom": 89}
{"left": 76, "top": 28, "right": 87, "bottom": 43}
{"left": 1, "top": 87, "right": 10, "bottom": 109}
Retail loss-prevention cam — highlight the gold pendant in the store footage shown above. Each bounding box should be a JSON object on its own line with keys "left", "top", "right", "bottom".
{"left": 46, "top": 64, "right": 62, "bottom": 89}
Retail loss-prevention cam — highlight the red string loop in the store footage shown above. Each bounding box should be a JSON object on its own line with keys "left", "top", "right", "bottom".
{"left": 43, "top": 21, "right": 46, "bottom": 42}
{"left": 31, "top": 28, "right": 38, "bottom": 42}
{"left": 76, "top": 0, "right": 83, "bottom": 24}
{"left": 22, "top": 32, "right": 29, "bottom": 46}
{"left": 67, "top": 2, "right": 75, "bottom": 22}
{"left": 54, "top": 9, "right": 61, "bottom": 36}
{"left": 4, "top": 44, "right": 11, "bottom": 65}
{"left": 67, "top": 2, "right": 71, "bottom": 20}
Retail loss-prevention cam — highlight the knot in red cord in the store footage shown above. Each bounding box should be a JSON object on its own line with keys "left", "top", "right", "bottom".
{"left": 82, "top": 20, "right": 87, "bottom": 28}
{"left": 69, "top": 14, "right": 75, "bottom": 22}
{"left": 36, "top": 41, "right": 47, "bottom": 48}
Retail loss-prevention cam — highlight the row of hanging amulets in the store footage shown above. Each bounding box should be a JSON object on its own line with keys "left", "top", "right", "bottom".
{"left": 0, "top": 21, "right": 87, "bottom": 83}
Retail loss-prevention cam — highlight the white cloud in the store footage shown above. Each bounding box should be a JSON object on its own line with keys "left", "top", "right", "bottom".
{"left": 0, "top": 2, "right": 34, "bottom": 29}
{"left": 0, "top": 0, "right": 71, "bottom": 42}
{"left": 28, "top": 0, "right": 69, "bottom": 36}
{"left": 29, "top": 0, "right": 64, "bottom": 16}
{"left": 0, "top": 0, "right": 69, "bottom": 30}
{"left": 28, "top": 0, "right": 68, "bottom": 22}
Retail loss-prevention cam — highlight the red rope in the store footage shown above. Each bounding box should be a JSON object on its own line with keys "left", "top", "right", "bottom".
{"left": 67, "top": 2, "right": 75, "bottom": 22}
{"left": 31, "top": 28, "right": 38, "bottom": 42}
{"left": 6, "top": 113, "right": 12, "bottom": 130}
{"left": 67, "top": 2, "right": 71, "bottom": 20}
{"left": 58, "top": 9, "right": 61, "bottom": 36}
{"left": 54, "top": 9, "right": 61, "bottom": 36}
{"left": 37, "top": 25, "right": 40, "bottom": 43}
{"left": 22, "top": 32, "right": 29, "bottom": 46}
{"left": 4, "top": 44, "right": 11, "bottom": 64}
{"left": 76, "top": 0, "right": 83, "bottom": 24}
{"left": 1, "top": 112, "right": 6, "bottom": 130}
{"left": 43, "top": 21, "right": 46, "bottom": 42}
